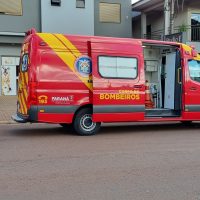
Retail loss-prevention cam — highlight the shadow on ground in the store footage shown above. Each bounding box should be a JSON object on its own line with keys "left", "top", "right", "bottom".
{"left": 8, "top": 122, "right": 200, "bottom": 137}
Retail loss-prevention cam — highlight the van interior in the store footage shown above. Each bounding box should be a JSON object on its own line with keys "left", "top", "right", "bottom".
{"left": 143, "top": 43, "right": 182, "bottom": 118}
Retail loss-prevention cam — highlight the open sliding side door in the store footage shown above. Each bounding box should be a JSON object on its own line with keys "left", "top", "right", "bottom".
{"left": 90, "top": 39, "right": 145, "bottom": 122}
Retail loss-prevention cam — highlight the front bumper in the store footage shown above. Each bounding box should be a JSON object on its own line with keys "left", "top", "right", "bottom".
{"left": 11, "top": 114, "right": 28, "bottom": 123}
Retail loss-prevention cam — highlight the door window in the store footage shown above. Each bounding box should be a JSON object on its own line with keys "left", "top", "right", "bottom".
{"left": 98, "top": 56, "right": 138, "bottom": 79}
{"left": 188, "top": 59, "right": 200, "bottom": 82}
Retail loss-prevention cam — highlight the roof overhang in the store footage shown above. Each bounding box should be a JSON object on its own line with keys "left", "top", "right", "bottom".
{"left": 132, "top": 0, "right": 164, "bottom": 13}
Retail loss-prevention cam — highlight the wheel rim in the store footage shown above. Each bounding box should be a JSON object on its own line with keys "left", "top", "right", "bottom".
{"left": 80, "top": 114, "right": 96, "bottom": 132}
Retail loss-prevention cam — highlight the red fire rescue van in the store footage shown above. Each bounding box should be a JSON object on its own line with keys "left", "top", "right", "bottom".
{"left": 12, "top": 28, "right": 200, "bottom": 135}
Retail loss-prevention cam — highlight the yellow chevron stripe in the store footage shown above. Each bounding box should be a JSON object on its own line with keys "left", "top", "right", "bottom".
{"left": 24, "top": 72, "right": 28, "bottom": 86}
{"left": 17, "top": 95, "right": 22, "bottom": 113}
{"left": 54, "top": 34, "right": 81, "bottom": 58}
{"left": 18, "top": 72, "right": 28, "bottom": 115}
{"left": 18, "top": 73, "right": 23, "bottom": 114}
{"left": 20, "top": 72, "right": 28, "bottom": 100}
{"left": 37, "top": 33, "right": 92, "bottom": 91}
{"left": 18, "top": 93, "right": 25, "bottom": 114}
{"left": 21, "top": 92, "right": 27, "bottom": 114}
{"left": 23, "top": 73, "right": 28, "bottom": 100}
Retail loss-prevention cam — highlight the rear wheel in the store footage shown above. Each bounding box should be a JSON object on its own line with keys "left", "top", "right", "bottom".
{"left": 73, "top": 108, "right": 101, "bottom": 136}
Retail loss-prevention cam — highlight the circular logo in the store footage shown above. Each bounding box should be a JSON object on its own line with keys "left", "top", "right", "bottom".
{"left": 75, "top": 56, "right": 92, "bottom": 77}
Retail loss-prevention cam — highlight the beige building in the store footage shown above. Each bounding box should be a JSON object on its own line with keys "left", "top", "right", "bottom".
{"left": 132, "top": 0, "right": 200, "bottom": 51}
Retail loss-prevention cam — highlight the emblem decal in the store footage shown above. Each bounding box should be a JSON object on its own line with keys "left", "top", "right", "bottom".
{"left": 75, "top": 56, "right": 92, "bottom": 77}
{"left": 38, "top": 95, "right": 48, "bottom": 104}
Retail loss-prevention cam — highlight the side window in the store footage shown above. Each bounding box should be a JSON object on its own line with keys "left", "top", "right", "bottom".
{"left": 98, "top": 56, "right": 138, "bottom": 79}
{"left": 188, "top": 59, "right": 200, "bottom": 82}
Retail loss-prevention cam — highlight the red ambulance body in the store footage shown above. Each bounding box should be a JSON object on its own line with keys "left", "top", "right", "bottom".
{"left": 12, "top": 28, "right": 200, "bottom": 135}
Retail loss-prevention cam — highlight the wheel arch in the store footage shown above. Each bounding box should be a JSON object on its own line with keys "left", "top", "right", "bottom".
{"left": 73, "top": 104, "right": 93, "bottom": 122}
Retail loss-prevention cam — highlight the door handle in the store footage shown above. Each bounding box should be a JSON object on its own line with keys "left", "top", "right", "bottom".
{"left": 177, "top": 68, "right": 182, "bottom": 84}
{"left": 190, "top": 87, "right": 197, "bottom": 91}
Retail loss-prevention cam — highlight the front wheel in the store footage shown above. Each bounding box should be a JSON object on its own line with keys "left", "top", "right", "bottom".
{"left": 73, "top": 108, "right": 101, "bottom": 136}
{"left": 181, "top": 121, "right": 192, "bottom": 126}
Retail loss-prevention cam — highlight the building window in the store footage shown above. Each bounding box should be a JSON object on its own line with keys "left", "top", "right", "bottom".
{"left": 0, "top": 0, "right": 22, "bottom": 16}
{"left": 76, "top": 0, "right": 85, "bottom": 8}
{"left": 98, "top": 56, "right": 138, "bottom": 79}
{"left": 99, "top": 3, "right": 121, "bottom": 23}
{"left": 51, "top": 0, "right": 61, "bottom": 7}
{"left": 191, "top": 13, "right": 200, "bottom": 41}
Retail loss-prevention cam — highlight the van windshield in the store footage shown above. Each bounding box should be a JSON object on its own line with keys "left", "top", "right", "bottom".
{"left": 188, "top": 59, "right": 200, "bottom": 82}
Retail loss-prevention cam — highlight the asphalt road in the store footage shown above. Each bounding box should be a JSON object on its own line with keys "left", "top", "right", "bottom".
{"left": 1, "top": 122, "right": 200, "bottom": 200}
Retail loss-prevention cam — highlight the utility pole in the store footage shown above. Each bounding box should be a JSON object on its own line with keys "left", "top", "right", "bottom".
{"left": 164, "top": 0, "right": 170, "bottom": 35}
{"left": 170, "top": 0, "right": 175, "bottom": 34}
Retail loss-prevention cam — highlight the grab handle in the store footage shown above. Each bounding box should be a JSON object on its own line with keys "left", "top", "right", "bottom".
{"left": 177, "top": 68, "right": 182, "bottom": 84}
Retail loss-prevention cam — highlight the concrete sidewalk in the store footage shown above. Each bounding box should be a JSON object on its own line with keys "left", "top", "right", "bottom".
{"left": 0, "top": 96, "right": 17, "bottom": 123}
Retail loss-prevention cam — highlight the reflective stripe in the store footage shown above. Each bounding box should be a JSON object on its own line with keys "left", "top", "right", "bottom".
{"left": 93, "top": 105, "right": 145, "bottom": 113}
{"left": 185, "top": 105, "right": 200, "bottom": 112}
{"left": 37, "top": 105, "right": 79, "bottom": 113}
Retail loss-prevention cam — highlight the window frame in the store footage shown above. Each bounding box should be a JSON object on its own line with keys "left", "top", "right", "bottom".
{"left": 99, "top": 2, "right": 121, "bottom": 24}
{"left": 0, "top": 0, "right": 23, "bottom": 16}
{"left": 191, "top": 13, "right": 200, "bottom": 41}
{"left": 191, "top": 13, "right": 200, "bottom": 25}
{"left": 98, "top": 55, "right": 138, "bottom": 80}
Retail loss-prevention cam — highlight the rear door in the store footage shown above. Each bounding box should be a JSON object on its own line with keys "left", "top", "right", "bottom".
{"left": 91, "top": 39, "right": 145, "bottom": 122}
{"left": 18, "top": 43, "right": 29, "bottom": 116}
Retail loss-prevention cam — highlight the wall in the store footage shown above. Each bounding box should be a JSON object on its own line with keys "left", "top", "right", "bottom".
{"left": 147, "top": 12, "right": 164, "bottom": 34}
{"left": 94, "top": 0, "right": 132, "bottom": 38}
{"left": 0, "top": 44, "right": 21, "bottom": 95}
{"left": 174, "top": 7, "right": 188, "bottom": 28}
{"left": 132, "top": 11, "right": 164, "bottom": 39}
{"left": 0, "top": 0, "right": 41, "bottom": 33}
{"left": 41, "top": 0, "right": 94, "bottom": 35}
{"left": 132, "top": 16, "right": 141, "bottom": 38}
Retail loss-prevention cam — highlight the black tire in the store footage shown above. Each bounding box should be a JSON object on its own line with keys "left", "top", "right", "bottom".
{"left": 181, "top": 121, "right": 192, "bottom": 126}
{"left": 73, "top": 108, "right": 101, "bottom": 136}
{"left": 59, "top": 123, "right": 73, "bottom": 130}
